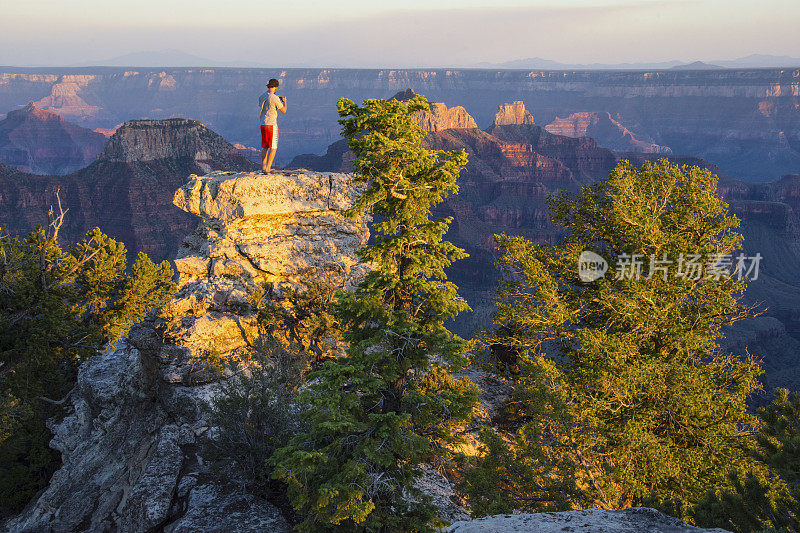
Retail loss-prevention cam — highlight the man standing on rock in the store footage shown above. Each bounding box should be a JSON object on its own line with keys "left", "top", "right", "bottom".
{"left": 258, "top": 78, "right": 287, "bottom": 174}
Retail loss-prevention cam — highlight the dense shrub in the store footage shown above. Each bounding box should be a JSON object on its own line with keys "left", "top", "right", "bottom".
{"left": 462, "top": 160, "right": 763, "bottom": 515}
{"left": 0, "top": 209, "right": 174, "bottom": 518}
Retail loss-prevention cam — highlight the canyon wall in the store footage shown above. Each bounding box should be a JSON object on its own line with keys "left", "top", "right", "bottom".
{"left": 544, "top": 111, "right": 672, "bottom": 154}
{"left": 0, "top": 118, "right": 256, "bottom": 262}
{"left": 292, "top": 117, "right": 800, "bottom": 393}
{"left": 0, "top": 67, "right": 798, "bottom": 180}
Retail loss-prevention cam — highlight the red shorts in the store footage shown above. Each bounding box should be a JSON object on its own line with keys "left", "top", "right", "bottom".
{"left": 260, "top": 125, "right": 278, "bottom": 149}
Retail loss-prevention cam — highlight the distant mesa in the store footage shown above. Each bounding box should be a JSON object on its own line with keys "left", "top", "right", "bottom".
{"left": 545, "top": 111, "right": 671, "bottom": 154}
{"left": 99, "top": 118, "right": 244, "bottom": 165}
{"left": 414, "top": 102, "right": 477, "bottom": 132}
{"left": 475, "top": 54, "right": 800, "bottom": 70}
{"left": 391, "top": 88, "right": 478, "bottom": 132}
{"left": 492, "top": 101, "right": 535, "bottom": 127}
{"left": 0, "top": 102, "right": 106, "bottom": 175}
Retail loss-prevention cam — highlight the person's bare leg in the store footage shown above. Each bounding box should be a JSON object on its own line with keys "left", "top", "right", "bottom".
{"left": 261, "top": 148, "right": 268, "bottom": 173}
{"left": 265, "top": 148, "right": 277, "bottom": 173}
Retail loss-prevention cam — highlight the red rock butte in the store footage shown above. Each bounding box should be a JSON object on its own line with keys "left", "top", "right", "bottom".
{"left": 0, "top": 102, "right": 106, "bottom": 175}
{"left": 492, "top": 101, "right": 536, "bottom": 127}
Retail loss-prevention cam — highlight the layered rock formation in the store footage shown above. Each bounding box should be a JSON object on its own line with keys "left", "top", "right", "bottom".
{"left": 6, "top": 170, "right": 367, "bottom": 532}
{"left": 101, "top": 119, "right": 243, "bottom": 165}
{"left": 545, "top": 111, "right": 672, "bottom": 154}
{"left": 414, "top": 101, "right": 478, "bottom": 132}
{"left": 492, "top": 100, "right": 535, "bottom": 126}
{"left": 30, "top": 74, "right": 102, "bottom": 119}
{"left": 0, "top": 118, "right": 256, "bottom": 261}
{"left": 391, "top": 88, "right": 479, "bottom": 132}
{"left": 0, "top": 102, "right": 106, "bottom": 174}
{"left": 3, "top": 67, "right": 798, "bottom": 179}
{"left": 485, "top": 120, "right": 617, "bottom": 180}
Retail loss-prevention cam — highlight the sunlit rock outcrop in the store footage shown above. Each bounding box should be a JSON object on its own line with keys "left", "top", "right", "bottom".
{"left": 492, "top": 101, "right": 536, "bottom": 126}
{"left": 414, "top": 101, "right": 479, "bottom": 132}
{"left": 164, "top": 170, "right": 369, "bottom": 381}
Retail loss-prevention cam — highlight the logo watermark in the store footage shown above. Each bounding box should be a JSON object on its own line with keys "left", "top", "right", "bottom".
{"left": 579, "top": 251, "right": 762, "bottom": 281}
{"left": 578, "top": 251, "right": 609, "bottom": 282}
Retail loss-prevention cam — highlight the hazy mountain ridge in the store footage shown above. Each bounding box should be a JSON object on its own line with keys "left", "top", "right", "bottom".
{"left": 40, "top": 50, "right": 800, "bottom": 70}
{"left": 74, "top": 49, "right": 265, "bottom": 68}
{"left": 475, "top": 53, "right": 800, "bottom": 70}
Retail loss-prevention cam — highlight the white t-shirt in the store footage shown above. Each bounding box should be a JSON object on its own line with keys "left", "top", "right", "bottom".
{"left": 259, "top": 92, "right": 283, "bottom": 126}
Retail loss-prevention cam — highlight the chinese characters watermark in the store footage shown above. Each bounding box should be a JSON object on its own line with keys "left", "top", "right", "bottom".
{"left": 579, "top": 251, "right": 762, "bottom": 282}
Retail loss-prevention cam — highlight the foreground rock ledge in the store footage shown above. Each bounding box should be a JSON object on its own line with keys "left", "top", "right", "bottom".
{"left": 445, "top": 508, "right": 730, "bottom": 533}
{"left": 174, "top": 169, "right": 364, "bottom": 222}
{"left": 165, "top": 170, "right": 370, "bottom": 381}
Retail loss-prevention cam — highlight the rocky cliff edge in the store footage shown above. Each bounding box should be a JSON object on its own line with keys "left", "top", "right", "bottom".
{"left": 6, "top": 170, "right": 368, "bottom": 533}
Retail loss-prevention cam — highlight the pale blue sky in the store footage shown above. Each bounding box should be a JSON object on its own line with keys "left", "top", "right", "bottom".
{"left": 1, "top": 0, "right": 798, "bottom": 66}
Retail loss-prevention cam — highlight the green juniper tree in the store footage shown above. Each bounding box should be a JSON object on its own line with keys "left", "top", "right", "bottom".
{"left": 691, "top": 388, "right": 800, "bottom": 532}
{"left": 462, "top": 160, "right": 763, "bottom": 515}
{"left": 271, "top": 94, "right": 478, "bottom": 531}
{"left": 754, "top": 389, "right": 800, "bottom": 489}
{"left": 0, "top": 204, "right": 175, "bottom": 517}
